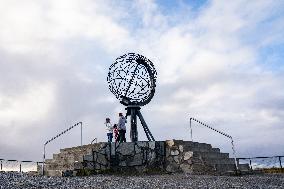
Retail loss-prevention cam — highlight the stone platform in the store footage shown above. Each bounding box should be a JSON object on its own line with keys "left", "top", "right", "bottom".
{"left": 43, "top": 140, "right": 249, "bottom": 176}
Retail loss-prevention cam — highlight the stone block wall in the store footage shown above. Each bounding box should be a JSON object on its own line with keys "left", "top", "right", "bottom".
{"left": 165, "top": 140, "right": 216, "bottom": 174}
{"left": 164, "top": 140, "right": 245, "bottom": 174}
{"left": 83, "top": 141, "right": 165, "bottom": 174}
{"left": 44, "top": 143, "right": 105, "bottom": 176}
{"left": 43, "top": 140, "right": 249, "bottom": 176}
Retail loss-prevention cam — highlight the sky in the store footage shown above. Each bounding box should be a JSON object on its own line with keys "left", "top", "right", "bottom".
{"left": 0, "top": 0, "right": 284, "bottom": 162}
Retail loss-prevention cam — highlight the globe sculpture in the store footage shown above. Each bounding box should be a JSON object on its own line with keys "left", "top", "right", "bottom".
{"left": 107, "top": 53, "right": 157, "bottom": 142}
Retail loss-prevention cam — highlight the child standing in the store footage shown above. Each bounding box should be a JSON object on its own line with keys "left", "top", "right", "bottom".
{"left": 105, "top": 118, "right": 113, "bottom": 142}
{"left": 113, "top": 124, "right": 119, "bottom": 142}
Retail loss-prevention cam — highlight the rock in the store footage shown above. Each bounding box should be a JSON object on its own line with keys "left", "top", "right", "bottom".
{"left": 74, "top": 162, "right": 83, "bottom": 170}
{"left": 183, "top": 151, "right": 193, "bottom": 160}
{"left": 171, "top": 150, "right": 179, "bottom": 156}
{"left": 171, "top": 146, "right": 178, "bottom": 150}
{"left": 179, "top": 145, "right": 184, "bottom": 152}
{"left": 96, "top": 154, "right": 108, "bottom": 165}
{"left": 167, "top": 156, "right": 174, "bottom": 163}
{"left": 119, "top": 161, "right": 127, "bottom": 166}
{"left": 128, "top": 154, "right": 143, "bottom": 166}
{"left": 166, "top": 163, "right": 179, "bottom": 172}
{"left": 180, "top": 164, "right": 193, "bottom": 174}
{"left": 166, "top": 140, "right": 175, "bottom": 147}
{"left": 62, "top": 170, "right": 73, "bottom": 177}
{"left": 173, "top": 156, "right": 180, "bottom": 163}
{"left": 117, "top": 142, "right": 135, "bottom": 156}
{"left": 187, "top": 159, "right": 193, "bottom": 165}
{"left": 148, "top": 142, "right": 156, "bottom": 150}
{"left": 166, "top": 148, "right": 171, "bottom": 157}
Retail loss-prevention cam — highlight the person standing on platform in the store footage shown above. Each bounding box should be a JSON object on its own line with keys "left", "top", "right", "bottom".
{"left": 118, "top": 113, "right": 127, "bottom": 142}
{"left": 105, "top": 118, "right": 113, "bottom": 142}
{"left": 113, "top": 124, "right": 119, "bottom": 142}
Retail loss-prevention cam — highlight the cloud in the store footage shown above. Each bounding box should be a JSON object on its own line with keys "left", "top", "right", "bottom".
{"left": 0, "top": 0, "right": 284, "bottom": 161}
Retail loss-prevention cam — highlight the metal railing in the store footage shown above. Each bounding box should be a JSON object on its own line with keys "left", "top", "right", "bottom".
{"left": 189, "top": 117, "right": 238, "bottom": 170}
{"left": 91, "top": 138, "right": 98, "bottom": 144}
{"left": 0, "top": 159, "right": 43, "bottom": 172}
{"left": 237, "top": 156, "right": 283, "bottom": 172}
{"left": 43, "top": 122, "right": 83, "bottom": 175}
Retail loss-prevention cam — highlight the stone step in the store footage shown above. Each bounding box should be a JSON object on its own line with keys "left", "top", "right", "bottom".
{"left": 45, "top": 159, "right": 54, "bottom": 164}
{"left": 59, "top": 143, "right": 107, "bottom": 153}
{"left": 177, "top": 141, "right": 212, "bottom": 148}
{"left": 211, "top": 148, "right": 221, "bottom": 153}
{"left": 183, "top": 146, "right": 220, "bottom": 153}
{"left": 45, "top": 170, "right": 62, "bottom": 177}
{"left": 193, "top": 152, "right": 229, "bottom": 159}
{"left": 205, "top": 157, "right": 235, "bottom": 165}
{"left": 192, "top": 157, "right": 235, "bottom": 165}
{"left": 53, "top": 153, "right": 73, "bottom": 160}
{"left": 45, "top": 163, "right": 74, "bottom": 171}
{"left": 57, "top": 151, "right": 75, "bottom": 159}
{"left": 45, "top": 158, "right": 78, "bottom": 167}
{"left": 183, "top": 142, "right": 212, "bottom": 150}
{"left": 191, "top": 163, "right": 237, "bottom": 174}
{"left": 59, "top": 144, "right": 94, "bottom": 152}
{"left": 238, "top": 163, "right": 250, "bottom": 171}
{"left": 190, "top": 164, "right": 215, "bottom": 174}
{"left": 52, "top": 150, "right": 88, "bottom": 162}
{"left": 214, "top": 164, "right": 236, "bottom": 173}
{"left": 215, "top": 164, "right": 251, "bottom": 174}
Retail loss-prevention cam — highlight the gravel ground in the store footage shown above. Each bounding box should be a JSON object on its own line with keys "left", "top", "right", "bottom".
{"left": 0, "top": 172, "right": 284, "bottom": 189}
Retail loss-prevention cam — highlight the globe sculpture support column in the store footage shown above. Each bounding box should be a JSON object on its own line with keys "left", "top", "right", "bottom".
{"left": 107, "top": 53, "right": 157, "bottom": 142}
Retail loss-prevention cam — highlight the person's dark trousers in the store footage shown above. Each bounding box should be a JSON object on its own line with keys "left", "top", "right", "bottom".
{"left": 107, "top": 133, "right": 113, "bottom": 142}
{"left": 116, "top": 134, "right": 120, "bottom": 142}
{"left": 119, "top": 130, "right": 126, "bottom": 142}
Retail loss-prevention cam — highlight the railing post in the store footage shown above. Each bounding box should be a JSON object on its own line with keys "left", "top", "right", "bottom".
{"left": 0, "top": 160, "right": 2, "bottom": 171}
{"left": 249, "top": 159, "right": 252, "bottom": 170}
{"left": 19, "top": 162, "right": 22, "bottom": 172}
{"left": 279, "top": 156, "right": 282, "bottom": 169}
{"left": 230, "top": 137, "right": 239, "bottom": 170}
{"left": 91, "top": 138, "right": 97, "bottom": 144}
{"left": 43, "top": 144, "right": 46, "bottom": 175}
{"left": 236, "top": 158, "right": 239, "bottom": 167}
{"left": 81, "top": 122, "right": 83, "bottom": 146}
{"left": 92, "top": 149, "right": 95, "bottom": 170}
{"left": 189, "top": 118, "right": 193, "bottom": 141}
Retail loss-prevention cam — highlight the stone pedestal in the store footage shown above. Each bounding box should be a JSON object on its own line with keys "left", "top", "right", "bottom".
{"left": 43, "top": 140, "right": 249, "bottom": 176}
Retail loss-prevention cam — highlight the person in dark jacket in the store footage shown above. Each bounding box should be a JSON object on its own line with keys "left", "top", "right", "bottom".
{"left": 118, "top": 113, "right": 127, "bottom": 142}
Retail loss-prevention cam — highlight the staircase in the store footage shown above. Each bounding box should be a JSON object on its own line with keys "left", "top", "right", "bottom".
{"left": 165, "top": 140, "right": 250, "bottom": 174}
{"left": 44, "top": 143, "right": 107, "bottom": 176}
{"left": 43, "top": 140, "right": 249, "bottom": 176}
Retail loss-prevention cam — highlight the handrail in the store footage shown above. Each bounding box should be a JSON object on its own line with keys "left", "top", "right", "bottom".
{"left": 0, "top": 159, "right": 43, "bottom": 172}
{"left": 238, "top": 155, "right": 284, "bottom": 159}
{"left": 237, "top": 155, "right": 283, "bottom": 169}
{"left": 91, "top": 138, "right": 97, "bottom": 144}
{"left": 189, "top": 117, "right": 238, "bottom": 170}
{"left": 42, "top": 122, "right": 83, "bottom": 175}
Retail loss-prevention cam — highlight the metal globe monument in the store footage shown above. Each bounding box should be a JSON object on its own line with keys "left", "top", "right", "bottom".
{"left": 107, "top": 53, "right": 157, "bottom": 142}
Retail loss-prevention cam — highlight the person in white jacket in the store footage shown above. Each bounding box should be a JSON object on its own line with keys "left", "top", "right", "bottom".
{"left": 105, "top": 118, "right": 113, "bottom": 142}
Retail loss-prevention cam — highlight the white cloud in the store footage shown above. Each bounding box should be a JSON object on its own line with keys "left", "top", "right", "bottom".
{"left": 0, "top": 0, "right": 131, "bottom": 54}
{"left": 0, "top": 81, "right": 55, "bottom": 123}
{"left": 0, "top": 0, "right": 284, "bottom": 161}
